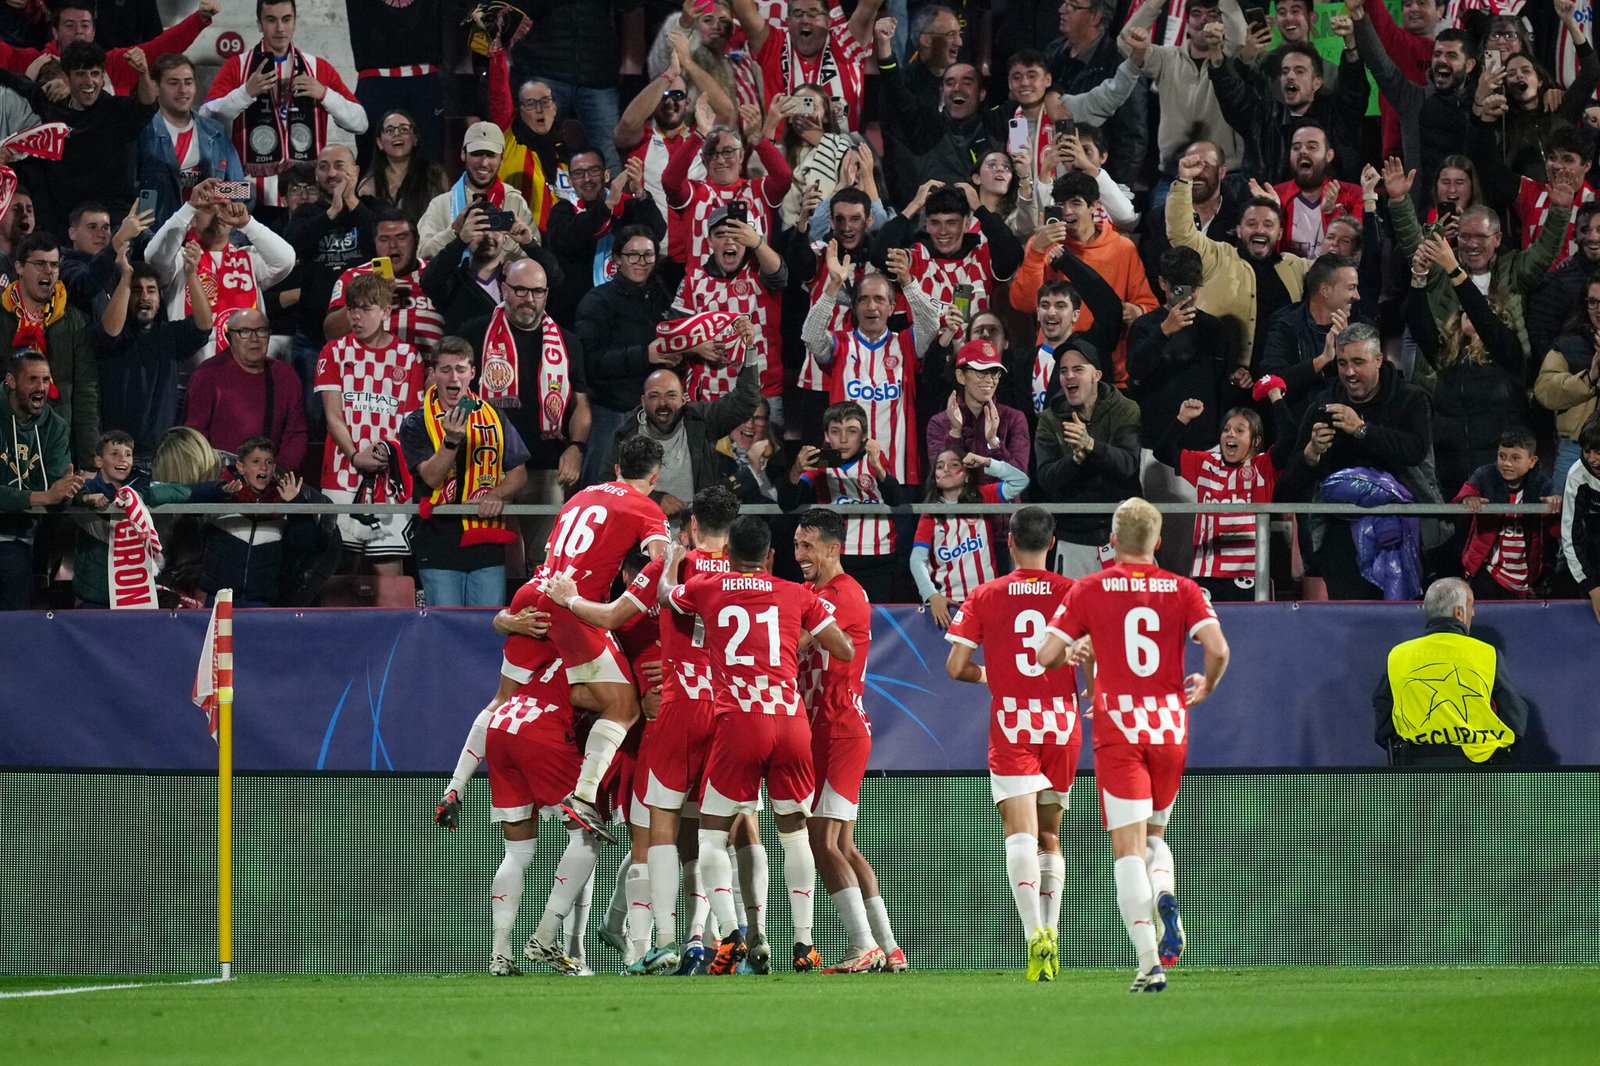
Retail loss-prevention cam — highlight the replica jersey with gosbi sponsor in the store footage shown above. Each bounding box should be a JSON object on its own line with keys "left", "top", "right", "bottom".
{"left": 1178, "top": 448, "right": 1277, "bottom": 581}
{"left": 537, "top": 482, "right": 669, "bottom": 602}
{"left": 796, "top": 458, "right": 894, "bottom": 555}
{"left": 914, "top": 483, "right": 1005, "bottom": 600}
{"left": 668, "top": 569, "right": 836, "bottom": 717}
{"left": 1047, "top": 563, "right": 1219, "bottom": 747}
{"left": 625, "top": 549, "right": 730, "bottom": 704}
{"left": 329, "top": 261, "right": 445, "bottom": 355}
{"left": 798, "top": 572, "right": 872, "bottom": 737}
{"left": 947, "top": 569, "right": 1079, "bottom": 746}
{"left": 495, "top": 581, "right": 575, "bottom": 739}
{"left": 825, "top": 327, "right": 920, "bottom": 484}
{"left": 313, "top": 334, "right": 425, "bottom": 493}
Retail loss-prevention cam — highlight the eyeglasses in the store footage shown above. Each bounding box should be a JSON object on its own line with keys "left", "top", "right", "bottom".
{"left": 1488, "top": 30, "right": 1519, "bottom": 40}
{"left": 570, "top": 165, "right": 604, "bottom": 179}
{"left": 505, "top": 284, "right": 547, "bottom": 299}
{"left": 707, "top": 146, "right": 742, "bottom": 160}
{"left": 924, "top": 29, "right": 961, "bottom": 41}
{"left": 519, "top": 95, "right": 555, "bottom": 111}
{"left": 1585, "top": 298, "right": 1600, "bottom": 309}
{"left": 228, "top": 326, "right": 271, "bottom": 339}
{"left": 21, "top": 259, "right": 58, "bottom": 270}
{"left": 618, "top": 250, "right": 657, "bottom": 264}
{"left": 748, "top": 414, "right": 770, "bottom": 423}
{"left": 980, "top": 159, "right": 1012, "bottom": 171}
{"left": 662, "top": 89, "right": 687, "bottom": 102}
{"left": 380, "top": 125, "right": 415, "bottom": 136}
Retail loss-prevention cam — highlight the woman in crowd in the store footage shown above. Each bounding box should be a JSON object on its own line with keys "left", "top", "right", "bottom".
{"left": 358, "top": 109, "right": 449, "bottom": 222}
{"left": 911, "top": 447, "right": 1028, "bottom": 628}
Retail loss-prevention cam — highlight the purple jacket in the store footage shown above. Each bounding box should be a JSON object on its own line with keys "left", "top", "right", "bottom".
{"left": 926, "top": 401, "right": 1031, "bottom": 476}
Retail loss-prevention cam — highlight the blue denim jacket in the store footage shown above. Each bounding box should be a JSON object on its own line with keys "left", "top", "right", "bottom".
{"left": 134, "top": 112, "right": 248, "bottom": 229}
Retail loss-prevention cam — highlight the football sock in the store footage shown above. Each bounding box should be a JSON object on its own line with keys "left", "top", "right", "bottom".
{"left": 1114, "top": 855, "right": 1160, "bottom": 972}
{"left": 573, "top": 718, "right": 629, "bottom": 804}
{"left": 563, "top": 869, "right": 595, "bottom": 961}
{"left": 1004, "top": 832, "right": 1042, "bottom": 934}
{"left": 535, "top": 827, "right": 603, "bottom": 944}
{"left": 448, "top": 708, "right": 491, "bottom": 798}
{"left": 864, "top": 895, "right": 900, "bottom": 954}
{"left": 624, "top": 861, "right": 653, "bottom": 959}
{"left": 684, "top": 859, "right": 710, "bottom": 940}
{"left": 779, "top": 828, "right": 817, "bottom": 944}
{"left": 1146, "top": 835, "right": 1176, "bottom": 899}
{"left": 1038, "top": 850, "right": 1066, "bottom": 933}
{"left": 696, "top": 828, "right": 740, "bottom": 936}
{"left": 647, "top": 844, "right": 681, "bottom": 949}
{"left": 600, "top": 856, "right": 628, "bottom": 942}
{"left": 831, "top": 885, "right": 877, "bottom": 952}
{"left": 728, "top": 843, "right": 749, "bottom": 931}
{"left": 737, "top": 843, "right": 769, "bottom": 939}
{"left": 490, "top": 837, "right": 536, "bottom": 960}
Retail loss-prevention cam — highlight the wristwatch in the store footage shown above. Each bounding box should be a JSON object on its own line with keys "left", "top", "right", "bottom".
{"left": 1353, "top": 422, "right": 1369, "bottom": 440}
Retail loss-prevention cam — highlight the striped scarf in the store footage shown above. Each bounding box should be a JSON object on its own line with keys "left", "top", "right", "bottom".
{"left": 417, "top": 385, "right": 517, "bottom": 547}
{"left": 109, "top": 486, "right": 164, "bottom": 610}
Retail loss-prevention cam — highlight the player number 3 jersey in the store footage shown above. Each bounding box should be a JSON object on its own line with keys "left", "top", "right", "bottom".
{"left": 1046, "top": 563, "right": 1218, "bottom": 747}
{"left": 946, "top": 569, "right": 1079, "bottom": 746}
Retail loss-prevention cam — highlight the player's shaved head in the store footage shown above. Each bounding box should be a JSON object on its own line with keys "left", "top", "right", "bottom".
{"left": 616, "top": 434, "right": 663, "bottom": 480}
{"left": 1010, "top": 505, "right": 1055, "bottom": 554}
{"left": 690, "top": 485, "right": 741, "bottom": 534}
{"left": 1111, "top": 497, "right": 1162, "bottom": 556}
{"left": 797, "top": 507, "right": 845, "bottom": 545}
{"left": 727, "top": 514, "right": 772, "bottom": 566}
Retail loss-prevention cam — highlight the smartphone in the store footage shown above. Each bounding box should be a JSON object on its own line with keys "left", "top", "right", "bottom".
{"left": 456, "top": 396, "right": 483, "bottom": 414}
{"left": 1436, "top": 201, "right": 1459, "bottom": 222}
{"left": 814, "top": 446, "right": 845, "bottom": 468}
{"left": 1053, "top": 118, "right": 1076, "bottom": 140}
{"left": 952, "top": 283, "right": 974, "bottom": 317}
{"left": 1007, "top": 117, "right": 1029, "bottom": 153}
{"left": 1170, "top": 283, "right": 1194, "bottom": 305}
{"left": 780, "top": 95, "right": 820, "bottom": 117}
{"left": 136, "top": 188, "right": 158, "bottom": 217}
{"left": 1484, "top": 50, "right": 1502, "bottom": 74}
{"left": 370, "top": 256, "right": 394, "bottom": 280}
{"left": 215, "top": 180, "right": 252, "bottom": 202}
{"left": 1313, "top": 404, "right": 1334, "bottom": 426}
{"left": 725, "top": 199, "right": 748, "bottom": 223}
{"left": 1243, "top": 6, "right": 1268, "bottom": 32}
{"left": 1043, "top": 205, "right": 1064, "bottom": 224}
{"left": 482, "top": 207, "right": 515, "bottom": 232}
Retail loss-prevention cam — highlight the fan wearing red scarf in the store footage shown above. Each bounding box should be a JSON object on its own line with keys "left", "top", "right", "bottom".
{"left": 0, "top": 233, "right": 98, "bottom": 467}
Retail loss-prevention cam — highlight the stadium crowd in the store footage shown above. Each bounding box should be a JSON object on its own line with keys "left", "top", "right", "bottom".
{"left": 0, "top": 0, "right": 1599, "bottom": 616}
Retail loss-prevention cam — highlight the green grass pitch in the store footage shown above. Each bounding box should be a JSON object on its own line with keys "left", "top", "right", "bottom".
{"left": 3, "top": 967, "right": 1597, "bottom": 1065}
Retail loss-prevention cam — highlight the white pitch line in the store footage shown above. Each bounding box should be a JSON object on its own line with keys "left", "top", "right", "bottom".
{"left": 0, "top": 977, "right": 230, "bottom": 999}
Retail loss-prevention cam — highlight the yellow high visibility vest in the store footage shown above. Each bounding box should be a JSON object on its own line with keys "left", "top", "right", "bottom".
{"left": 1387, "top": 631, "right": 1515, "bottom": 762}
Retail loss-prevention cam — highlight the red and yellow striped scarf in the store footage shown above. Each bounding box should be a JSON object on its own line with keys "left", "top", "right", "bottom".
{"left": 418, "top": 385, "right": 517, "bottom": 547}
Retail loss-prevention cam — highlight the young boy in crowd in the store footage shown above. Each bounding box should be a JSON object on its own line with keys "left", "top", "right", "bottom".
{"left": 74, "top": 430, "right": 192, "bottom": 608}
{"left": 779, "top": 400, "right": 904, "bottom": 604}
{"left": 1454, "top": 428, "right": 1562, "bottom": 601}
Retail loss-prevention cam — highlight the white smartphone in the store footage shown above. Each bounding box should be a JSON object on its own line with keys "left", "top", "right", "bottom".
{"left": 1007, "top": 117, "right": 1029, "bottom": 153}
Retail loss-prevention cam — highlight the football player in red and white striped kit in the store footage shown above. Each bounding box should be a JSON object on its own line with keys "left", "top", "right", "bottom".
{"left": 662, "top": 514, "right": 856, "bottom": 974}
{"left": 1151, "top": 385, "right": 1296, "bottom": 602}
{"left": 1039, "top": 498, "right": 1231, "bottom": 993}
{"left": 313, "top": 272, "right": 425, "bottom": 579}
{"left": 793, "top": 507, "right": 907, "bottom": 974}
{"left": 944, "top": 506, "right": 1080, "bottom": 982}
{"left": 326, "top": 209, "right": 444, "bottom": 357}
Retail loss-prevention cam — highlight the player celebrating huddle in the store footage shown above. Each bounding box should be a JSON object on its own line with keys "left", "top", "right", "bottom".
{"left": 536, "top": 436, "right": 671, "bottom": 842}
{"left": 943, "top": 506, "right": 1080, "bottom": 982}
{"left": 1038, "top": 498, "right": 1230, "bottom": 993}
{"left": 794, "top": 508, "right": 906, "bottom": 973}
{"left": 662, "top": 515, "right": 856, "bottom": 973}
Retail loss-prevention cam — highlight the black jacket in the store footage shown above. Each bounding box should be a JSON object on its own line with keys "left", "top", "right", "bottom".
{"left": 1044, "top": 29, "right": 1146, "bottom": 188}
{"left": 1256, "top": 301, "right": 1347, "bottom": 430}
{"left": 1277, "top": 361, "right": 1435, "bottom": 501}
{"left": 605, "top": 359, "right": 762, "bottom": 499}
{"left": 418, "top": 238, "right": 565, "bottom": 336}
{"left": 573, "top": 272, "right": 676, "bottom": 412}
{"left": 1209, "top": 54, "right": 1368, "bottom": 184}
{"left": 1125, "top": 305, "right": 1233, "bottom": 449}
{"left": 1525, "top": 253, "right": 1600, "bottom": 371}
{"left": 1373, "top": 617, "right": 1530, "bottom": 765}
{"left": 1033, "top": 381, "right": 1142, "bottom": 546}
{"left": 543, "top": 194, "right": 666, "bottom": 328}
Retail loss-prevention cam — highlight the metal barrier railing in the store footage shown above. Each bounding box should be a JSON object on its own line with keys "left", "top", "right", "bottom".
{"left": 37, "top": 500, "right": 1554, "bottom": 604}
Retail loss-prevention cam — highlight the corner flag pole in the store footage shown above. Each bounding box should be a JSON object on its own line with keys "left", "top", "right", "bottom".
{"left": 215, "top": 589, "right": 235, "bottom": 981}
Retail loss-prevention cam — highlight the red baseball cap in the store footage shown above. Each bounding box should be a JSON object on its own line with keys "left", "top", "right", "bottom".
{"left": 955, "top": 338, "right": 1005, "bottom": 371}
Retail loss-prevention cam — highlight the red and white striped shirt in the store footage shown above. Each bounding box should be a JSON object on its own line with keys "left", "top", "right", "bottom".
{"left": 824, "top": 327, "right": 920, "bottom": 485}
{"left": 1178, "top": 448, "right": 1277, "bottom": 580}
{"left": 1486, "top": 488, "right": 1531, "bottom": 593}
{"left": 1515, "top": 176, "right": 1596, "bottom": 263}
{"left": 754, "top": 20, "right": 870, "bottom": 132}
{"left": 313, "top": 334, "right": 426, "bottom": 493}
{"left": 914, "top": 483, "right": 1005, "bottom": 601}
{"left": 796, "top": 249, "right": 865, "bottom": 391}
{"left": 798, "top": 459, "right": 894, "bottom": 555}
{"left": 666, "top": 173, "right": 779, "bottom": 271}
{"left": 674, "top": 260, "right": 784, "bottom": 399}
{"left": 907, "top": 240, "right": 997, "bottom": 319}
{"left": 328, "top": 260, "right": 444, "bottom": 356}
{"left": 630, "top": 123, "right": 700, "bottom": 219}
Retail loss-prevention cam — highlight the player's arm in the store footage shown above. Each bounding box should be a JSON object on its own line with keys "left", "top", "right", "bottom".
{"left": 813, "top": 617, "right": 854, "bottom": 662}
{"left": 1035, "top": 628, "right": 1073, "bottom": 672}
{"left": 492, "top": 607, "right": 550, "bottom": 638}
{"left": 944, "top": 641, "right": 985, "bottom": 685}
{"left": 544, "top": 571, "right": 644, "bottom": 630}
{"left": 1186, "top": 620, "right": 1230, "bottom": 706}
{"left": 657, "top": 538, "right": 686, "bottom": 607}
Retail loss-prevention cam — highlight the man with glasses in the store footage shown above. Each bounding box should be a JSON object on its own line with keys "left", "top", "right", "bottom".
{"left": 903, "top": 5, "right": 965, "bottom": 112}
{"left": 464, "top": 258, "right": 591, "bottom": 562}
{"left": 183, "top": 307, "right": 308, "bottom": 472}
{"left": 505, "top": 0, "right": 632, "bottom": 172}
{"left": 618, "top": 32, "right": 736, "bottom": 220}
{"left": 487, "top": 54, "right": 575, "bottom": 233}
{"left": 734, "top": 0, "right": 885, "bottom": 131}
{"left": 0, "top": 234, "right": 98, "bottom": 466}
{"left": 136, "top": 53, "right": 247, "bottom": 232}
{"left": 545, "top": 146, "right": 666, "bottom": 326}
